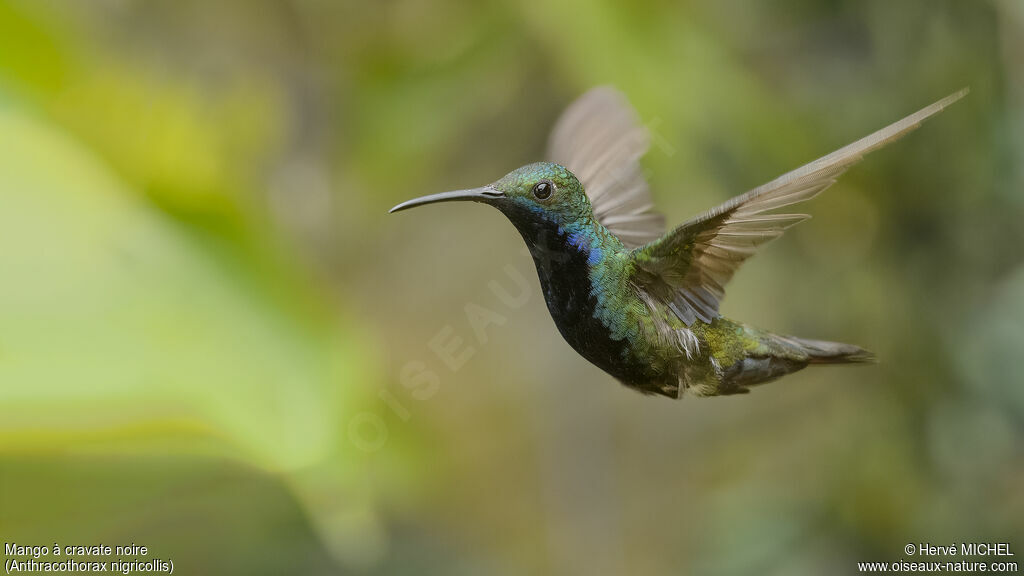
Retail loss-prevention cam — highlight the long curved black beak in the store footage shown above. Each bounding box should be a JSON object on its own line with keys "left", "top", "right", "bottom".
{"left": 389, "top": 186, "right": 504, "bottom": 214}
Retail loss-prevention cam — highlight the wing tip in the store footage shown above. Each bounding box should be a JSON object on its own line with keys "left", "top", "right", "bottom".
{"left": 934, "top": 87, "right": 970, "bottom": 111}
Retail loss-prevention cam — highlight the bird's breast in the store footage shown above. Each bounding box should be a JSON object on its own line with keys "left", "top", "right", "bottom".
{"left": 526, "top": 235, "right": 656, "bottom": 384}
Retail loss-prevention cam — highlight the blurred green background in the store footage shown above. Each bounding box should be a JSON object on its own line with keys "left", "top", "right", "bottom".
{"left": 0, "top": 0, "right": 1021, "bottom": 574}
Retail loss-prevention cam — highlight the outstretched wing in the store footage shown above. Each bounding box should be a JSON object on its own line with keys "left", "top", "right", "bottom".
{"left": 632, "top": 89, "right": 969, "bottom": 326}
{"left": 548, "top": 87, "right": 666, "bottom": 248}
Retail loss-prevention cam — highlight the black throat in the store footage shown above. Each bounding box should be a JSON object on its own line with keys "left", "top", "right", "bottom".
{"left": 499, "top": 206, "right": 646, "bottom": 383}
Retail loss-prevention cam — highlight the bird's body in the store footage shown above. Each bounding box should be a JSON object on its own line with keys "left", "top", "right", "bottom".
{"left": 496, "top": 162, "right": 870, "bottom": 398}
{"left": 391, "top": 87, "right": 966, "bottom": 398}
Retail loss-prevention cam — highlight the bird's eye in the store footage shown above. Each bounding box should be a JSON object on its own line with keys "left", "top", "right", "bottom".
{"left": 532, "top": 180, "right": 553, "bottom": 200}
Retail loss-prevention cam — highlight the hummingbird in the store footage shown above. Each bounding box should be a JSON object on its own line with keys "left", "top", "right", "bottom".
{"left": 390, "top": 87, "right": 967, "bottom": 398}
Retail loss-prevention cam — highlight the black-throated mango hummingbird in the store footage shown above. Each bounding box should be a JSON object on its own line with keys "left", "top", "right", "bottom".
{"left": 391, "top": 87, "right": 967, "bottom": 398}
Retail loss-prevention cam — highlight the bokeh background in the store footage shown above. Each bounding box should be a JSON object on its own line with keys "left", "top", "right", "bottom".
{"left": 1, "top": 0, "right": 1022, "bottom": 574}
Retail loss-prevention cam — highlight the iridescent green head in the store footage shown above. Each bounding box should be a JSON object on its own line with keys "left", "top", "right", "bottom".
{"left": 491, "top": 162, "right": 592, "bottom": 226}
{"left": 389, "top": 162, "right": 593, "bottom": 230}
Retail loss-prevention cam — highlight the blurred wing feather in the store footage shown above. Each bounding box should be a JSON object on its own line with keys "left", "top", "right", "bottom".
{"left": 548, "top": 87, "right": 666, "bottom": 248}
{"left": 632, "top": 89, "right": 968, "bottom": 325}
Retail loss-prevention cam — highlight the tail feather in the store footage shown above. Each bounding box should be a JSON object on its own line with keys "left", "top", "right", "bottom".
{"left": 778, "top": 335, "right": 876, "bottom": 364}
{"left": 714, "top": 328, "right": 876, "bottom": 395}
